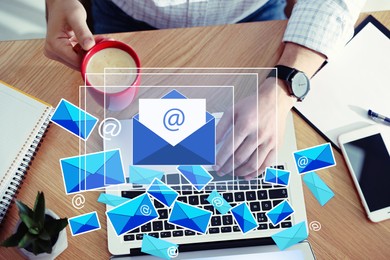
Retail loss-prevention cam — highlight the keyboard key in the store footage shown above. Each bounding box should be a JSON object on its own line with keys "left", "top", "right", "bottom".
{"left": 121, "top": 190, "right": 144, "bottom": 199}
{"left": 250, "top": 202, "right": 261, "bottom": 212}
{"left": 154, "top": 200, "right": 165, "bottom": 209}
{"left": 257, "top": 190, "right": 268, "bottom": 200}
{"left": 216, "top": 182, "right": 227, "bottom": 191}
{"left": 200, "top": 195, "right": 209, "bottom": 205}
{"left": 223, "top": 193, "right": 233, "bottom": 202}
{"left": 124, "top": 234, "right": 135, "bottom": 241}
{"left": 245, "top": 191, "right": 256, "bottom": 201}
{"left": 185, "top": 230, "right": 195, "bottom": 236}
{"left": 177, "top": 196, "right": 188, "bottom": 203}
{"left": 205, "top": 184, "right": 215, "bottom": 192}
{"left": 258, "top": 224, "right": 268, "bottom": 230}
{"left": 173, "top": 230, "right": 184, "bottom": 237}
{"left": 285, "top": 216, "right": 291, "bottom": 221}
{"left": 194, "top": 190, "right": 204, "bottom": 195}
{"left": 277, "top": 165, "right": 285, "bottom": 169}
{"left": 221, "top": 226, "right": 232, "bottom": 233}
{"left": 272, "top": 200, "right": 283, "bottom": 207}
{"left": 189, "top": 196, "right": 199, "bottom": 205}
{"left": 136, "top": 234, "right": 144, "bottom": 240}
{"left": 250, "top": 179, "right": 259, "bottom": 189}
{"left": 269, "top": 189, "right": 288, "bottom": 199}
{"left": 269, "top": 223, "right": 280, "bottom": 229}
{"left": 222, "top": 215, "right": 233, "bottom": 225}
{"left": 256, "top": 212, "right": 267, "bottom": 223}
{"left": 281, "top": 222, "right": 292, "bottom": 228}
{"left": 153, "top": 221, "right": 164, "bottom": 231}
{"left": 211, "top": 216, "right": 222, "bottom": 226}
{"left": 160, "top": 232, "right": 171, "bottom": 238}
{"left": 261, "top": 181, "right": 272, "bottom": 189}
{"left": 182, "top": 190, "right": 193, "bottom": 195}
{"left": 234, "top": 192, "right": 245, "bottom": 202}
{"left": 158, "top": 209, "right": 168, "bottom": 219}
{"left": 233, "top": 226, "right": 241, "bottom": 232}
{"left": 261, "top": 201, "right": 272, "bottom": 211}
{"left": 167, "top": 174, "right": 180, "bottom": 185}
{"left": 148, "top": 232, "right": 159, "bottom": 238}
{"left": 141, "top": 223, "right": 152, "bottom": 232}
{"left": 209, "top": 227, "right": 220, "bottom": 234}
{"left": 238, "top": 181, "right": 250, "bottom": 190}
{"left": 204, "top": 205, "right": 214, "bottom": 213}
{"left": 129, "top": 228, "right": 140, "bottom": 234}
{"left": 164, "top": 222, "right": 175, "bottom": 230}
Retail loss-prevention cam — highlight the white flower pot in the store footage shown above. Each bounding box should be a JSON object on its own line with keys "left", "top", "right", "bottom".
{"left": 18, "top": 209, "right": 68, "bottom": 260}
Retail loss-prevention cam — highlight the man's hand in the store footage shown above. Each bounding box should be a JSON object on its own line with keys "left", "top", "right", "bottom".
{"left": 44, "top": 0, "right": 95, "bottom": 70}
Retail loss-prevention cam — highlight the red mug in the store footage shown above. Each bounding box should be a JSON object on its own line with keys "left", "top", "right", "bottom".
{"left": 79, "top": 39, "right": 141, "bottom": 111}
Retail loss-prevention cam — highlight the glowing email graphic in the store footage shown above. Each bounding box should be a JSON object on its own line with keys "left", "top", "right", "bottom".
{"left": 293, "top": 143, "right": 336, "bottom": 174}
{"left": 141, "top": 234, "right": 179, "bottom": 259}
{"left": 68, "top": 211, "right": 101, "bottom": 236}
{"left": 60, "top": 149, "right": 125, "bottom": 194}
{"left": 231, "top": 203, "right": 258, "bottom": 234}
{"left": 264, "top": 167, "right": 291, "bottom": 186}
{"left": 129, "top": 165, "right": 164, "bottom": 185}
{"left": 97, "top": 193, "right": 129, "bottom": 207}
{"left": 303, "top": 171, "right": 334, "bottom": 206}
{"left": 271, "top": 221, "right": 308, "bottom": 250}
{"left": 51, "top": 98, "right": 98, "bottom": 140}
{"left": 147, "top": 178, "right": 179, "bottom": 207}
{"left": 266, "top": 200, "right": 294, "bottom": 226}
{"left": 168, "top": 201, "right": 212, "bottom": 234}
{"left": 206, "top": 190, "right": 232, "bottom": 214}
{"left": 133, "top": 89, "right": 215, "bottom": 165}
{"left": 106, "top": 193, "right": 158, "bottom": 236}
{"left": 177, "top": 165, "right": 213, "bottom": 191}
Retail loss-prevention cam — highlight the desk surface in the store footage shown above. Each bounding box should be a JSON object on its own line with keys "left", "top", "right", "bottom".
{"left": 0, "top": 11, "right": 389, "bottom": 260}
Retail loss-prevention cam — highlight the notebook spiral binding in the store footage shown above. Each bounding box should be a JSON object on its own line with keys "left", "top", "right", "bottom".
{"left": 0, "top": 117, "right": 51, "bottom": 222}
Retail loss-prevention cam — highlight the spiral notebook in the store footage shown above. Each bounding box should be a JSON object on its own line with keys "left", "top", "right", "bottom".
{"left": 0, "top": 81, "right": 53, "bottom": 224}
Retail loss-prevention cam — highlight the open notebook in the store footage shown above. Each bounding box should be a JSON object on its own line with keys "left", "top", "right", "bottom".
{"left": 0, "top": 81, "right": 53, "bottom": 224}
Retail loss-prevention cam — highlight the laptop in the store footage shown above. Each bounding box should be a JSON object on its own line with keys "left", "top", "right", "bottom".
{"left": 104, "top": 112, "right": 315, "bottom": 259}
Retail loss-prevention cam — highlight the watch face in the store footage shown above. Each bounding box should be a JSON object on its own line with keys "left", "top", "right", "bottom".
{"left": 291, "top": 72, "right": 310, "bottom": 98}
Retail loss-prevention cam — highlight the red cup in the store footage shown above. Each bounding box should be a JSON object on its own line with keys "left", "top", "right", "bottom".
{"left": 79, "top": 39, "right": 141, "bottom": 111}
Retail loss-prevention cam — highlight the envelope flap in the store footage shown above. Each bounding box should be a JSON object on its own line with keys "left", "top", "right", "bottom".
{"left": 162, "top": 89, "right": 186, "bottom": 99}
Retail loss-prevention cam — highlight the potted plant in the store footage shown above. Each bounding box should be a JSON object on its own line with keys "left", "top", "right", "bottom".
{"left": 0, "top": 191, "right": 68, "bottom": 259}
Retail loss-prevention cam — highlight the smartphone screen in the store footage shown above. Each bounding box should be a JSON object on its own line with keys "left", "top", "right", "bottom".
{"left": 343, "top": 133, "right": 390, "bottom": 212}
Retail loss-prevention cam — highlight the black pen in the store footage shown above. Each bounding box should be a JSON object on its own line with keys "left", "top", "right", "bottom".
{"left": 368, "top": 109, "right": 390, "bottom": 125}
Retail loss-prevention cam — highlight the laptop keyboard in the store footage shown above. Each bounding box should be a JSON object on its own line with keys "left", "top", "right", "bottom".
{"left": 122, "top": 165, "right": 291, "bottom": 242}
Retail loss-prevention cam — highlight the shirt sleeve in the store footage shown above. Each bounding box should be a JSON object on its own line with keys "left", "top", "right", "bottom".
{"left": 283, "top": 0, "right": 366, "bottom": 59}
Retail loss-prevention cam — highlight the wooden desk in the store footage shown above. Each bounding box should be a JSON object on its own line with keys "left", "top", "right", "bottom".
{"left": 1, "top": 11, "right": 389, "bottom": 260}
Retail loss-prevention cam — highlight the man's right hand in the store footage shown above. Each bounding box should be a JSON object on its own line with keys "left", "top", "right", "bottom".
{"left": 44, "top": 0, "right": 95, "bottom": 70}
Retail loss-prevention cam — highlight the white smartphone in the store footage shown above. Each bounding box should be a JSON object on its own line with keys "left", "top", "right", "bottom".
{"left": 338, "top": 125, "right": 390, "bottom": 222}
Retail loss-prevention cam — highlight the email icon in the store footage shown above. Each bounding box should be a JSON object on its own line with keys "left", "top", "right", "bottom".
{"left": 97, "top": 193, "right": 129, "bottom": 207}
{"left": 293, "top": 143, "right": 336, "bottom": 174}
{"left": 271, "top": 221, "right": 308, "bottom": 250}
{"left": 106, "top": 193, "right": 158, "bottom": 236}
{"left": 51, "top": 98, "right": 98, "bottom": 140}
{"left": 60, "top": 149, "right": 125, "bottom": 194}
{"left": 231, "top": 203, "right": 258, "bottom": 234}
{"left": 147, "top": 178, "right": 179, "bottom": 207}
{"left": 133, "top": 89, "right": 215, "bottom": 165}
{"left": 129, "top": 166, "right": 164, "bottom": 185}
{"left": 266, "top": 200, "right": 294, "bottom": 226}
{"left": 68, "top": 211, "right": 101, "bottom": 236}
{"left": 141, "top": 234, "right": 179, "bottom": 259}
{"left": 177, "top": 165, "right": 213, "bottom": 191}
{"left": 207, "top": 190, "right": 232, "bottom": 214}
{"left": 264, "top": 167, "right": 291, "bottom": 186}
{"left": 168, "top": 201, "right": 212, "bottom": 234}
{"left": 303, "top": 171, "right": 334, "bottom": 206}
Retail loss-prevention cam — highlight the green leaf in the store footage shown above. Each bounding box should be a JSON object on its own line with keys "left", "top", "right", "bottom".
{"left": 15, "top": 200, "right": 34, "bottom": 219}
{"left": 28, "top": 227, "right": 40, "bottom": 235}
{"left": 45, "top": 218, "right": 68, "bottom": 237}
{"left": 20, "top": 213, "right": 36, "bottom": 230}
{"left": 33, "top": 192, "right": 45, "bottom": 229}
{"left": 0, "top": 222, "right": 28, "bottom": 247}
{"left": 18, "top": 232, "right": 36, "bottom": 249}
{"left": 38, "top": 229, "right": 51, "bottom": 241}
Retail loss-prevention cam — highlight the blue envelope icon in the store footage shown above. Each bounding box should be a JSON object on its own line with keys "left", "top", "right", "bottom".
{"left": 68, "top": 211, "right": 101, "bottom": 236}
{"left": 97, "top": 193, "right": 129, "bottom": 207}
{"left": 271, "top": 221, "right": 308, "bottom": 250}
{"left": 60, "top": 149, "right": 125, "bottom": 194}
{"left": 147, "top": 178, "right": 179, "bottom": 207}
{"left": 141, "top": 234, "right": 179, "bottom": 259}
{"left": 264, "top": 167, "right": 291, "bottom": 186}
{"left": 106, "top": 193, "right": 158, "bottom": 236}
{"left": 51, "top": 98, "right": 98, "bottom": 140}
{"left": 168, "top": 201, "right": 212, "bottom": 234}
{"left": 303, "top": 171, "right": 334, "bottom": 206}
{"left": 293, "top": 143, "right": 336, "bottom": 174}
{"left": 133, "top": 90, "right": 215, "bottom": 165}
{"left": 231, "top": 203, "right": 258, "bottom": 234}
{"left": 129, "top": 166, "right": 164, "bottom": 185}
{"left": 177, "top": 165, "right": 213, "bottom": 191}
{"left": 207, "top": 190, "right": 232, "bottom": 214}
{"left": 266, "top": 200, "right": 294, "bottom": 226}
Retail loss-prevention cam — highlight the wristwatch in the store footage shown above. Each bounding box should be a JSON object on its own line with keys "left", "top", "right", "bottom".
{"left": 267, "top": 65, "right": 310, "bottom": 101}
